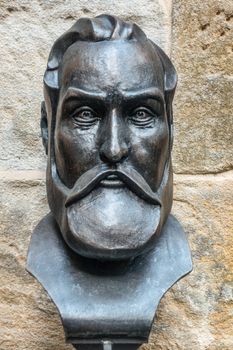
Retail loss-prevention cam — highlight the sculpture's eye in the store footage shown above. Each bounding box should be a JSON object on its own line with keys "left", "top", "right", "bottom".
{"left": 128, "top": 107, "right": 157, "bottom": 128}
{"left": 71, "top": 107, "right": 99, "bottom": 129}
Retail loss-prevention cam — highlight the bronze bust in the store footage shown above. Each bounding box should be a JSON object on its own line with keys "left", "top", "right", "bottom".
{"left": 27, "top": 14, "right": 192, "bottom": 350}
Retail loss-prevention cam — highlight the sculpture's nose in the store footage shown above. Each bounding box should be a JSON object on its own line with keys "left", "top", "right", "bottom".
{"left": 99, "top": 109, "right": 129, "bottom": 164}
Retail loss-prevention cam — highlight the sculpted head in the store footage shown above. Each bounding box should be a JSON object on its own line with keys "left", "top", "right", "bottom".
{"left": 41, "top": 14, "right": 177, "bottom": 260}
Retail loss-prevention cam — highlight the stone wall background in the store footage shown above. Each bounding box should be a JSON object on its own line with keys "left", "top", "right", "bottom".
{"left": 0, "top": 1, "right": 232, "bottom": 349}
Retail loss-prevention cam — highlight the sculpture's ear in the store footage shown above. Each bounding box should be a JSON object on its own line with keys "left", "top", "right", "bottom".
{"left": 150, "top": 42, "right": 177, "bottom": 150}
{"left": 154, "top": 45, "right": 177, "bottom": 97}
{"left": 40, "top": 101, "right": 48, "bottom": 155}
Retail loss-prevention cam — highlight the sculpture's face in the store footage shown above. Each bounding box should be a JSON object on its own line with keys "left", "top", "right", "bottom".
{"left": 48, "top": 40, "right": 172, "bottom": 260}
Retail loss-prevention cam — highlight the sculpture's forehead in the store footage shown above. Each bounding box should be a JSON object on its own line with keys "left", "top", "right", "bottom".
{"left": 59, "top": 40, "right": 164, "bottom": 94}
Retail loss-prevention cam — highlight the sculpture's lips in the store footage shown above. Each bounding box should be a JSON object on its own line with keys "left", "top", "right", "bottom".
{"left": 65, "top": 165, "right": 161, "bottom": 208}
{"left": 100, "top": 174, "right": 125, "bottom": 187}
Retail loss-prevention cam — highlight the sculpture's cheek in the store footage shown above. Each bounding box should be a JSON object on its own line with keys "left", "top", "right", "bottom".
{"left": 128, "top": 122, "right": 169, "bottom": 191}
{"left": 54, "top": 123, "right": 100, "bottom": 188}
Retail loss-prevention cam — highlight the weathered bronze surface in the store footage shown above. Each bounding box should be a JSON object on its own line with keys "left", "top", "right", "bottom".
{"left": 27, "top": 14, "right": 192, "bottom": 350}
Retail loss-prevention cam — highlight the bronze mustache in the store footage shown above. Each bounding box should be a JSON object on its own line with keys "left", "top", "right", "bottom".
{"left": 65, "top": 164, "right": 161, "bottom": 207}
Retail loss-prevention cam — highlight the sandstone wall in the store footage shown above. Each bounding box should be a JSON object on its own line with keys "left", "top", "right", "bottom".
{"left": 0, "top": 1, "right": 232, "bottom": 349}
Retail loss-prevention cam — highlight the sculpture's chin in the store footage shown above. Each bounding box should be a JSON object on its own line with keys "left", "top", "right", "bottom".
{"left": 65, "top": 186, "right": 161, "bottom": 260}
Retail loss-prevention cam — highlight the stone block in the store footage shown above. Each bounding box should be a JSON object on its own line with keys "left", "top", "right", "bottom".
{"left": 0, "top": 177, "right": 72, "bottom": 349}
{"left": 172, "top": 76, "right": 233, "bottom": 174}
{"left": 143, "top": 172, "right": 233, "bottom": 349}
{"left": 172, "top": 0, "right": 233, "bottom": 173}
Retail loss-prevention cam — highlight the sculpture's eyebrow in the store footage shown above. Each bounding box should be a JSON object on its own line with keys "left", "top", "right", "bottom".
{"left": 122, "top": 88, "right": 165, "bottom": 105}
{"left": 61, "top": 87, "right": 107, "bottom": 104}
